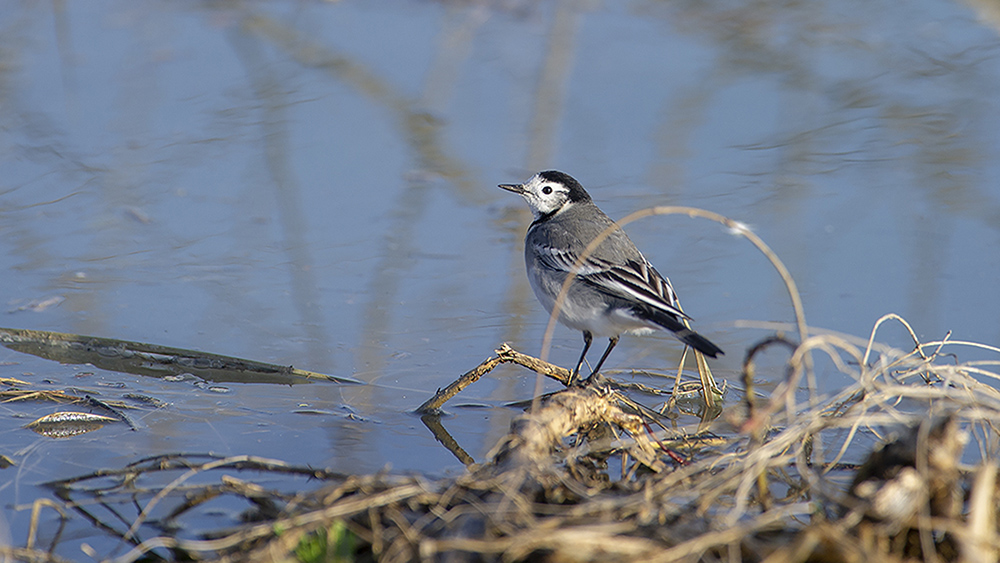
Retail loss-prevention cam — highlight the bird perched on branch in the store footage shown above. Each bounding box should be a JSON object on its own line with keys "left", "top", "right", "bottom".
{"left": 500, "top": 170, "right": 722, "bottom": 385}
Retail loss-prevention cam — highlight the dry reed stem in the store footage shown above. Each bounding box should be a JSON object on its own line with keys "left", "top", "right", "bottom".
{"left": 961, "top": 463, "right": 999, "bottom": 563}
{"left": 25, "top": 498, "right": 68, "bottom": 551}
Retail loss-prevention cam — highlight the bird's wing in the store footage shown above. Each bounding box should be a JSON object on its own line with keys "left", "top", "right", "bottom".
{"left": 532, "top": 242, "right": 690, "bottom": 320}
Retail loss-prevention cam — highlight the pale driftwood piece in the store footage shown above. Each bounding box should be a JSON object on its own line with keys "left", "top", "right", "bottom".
{"left": 415, "top": 344, "right": 571, "bottom": 414}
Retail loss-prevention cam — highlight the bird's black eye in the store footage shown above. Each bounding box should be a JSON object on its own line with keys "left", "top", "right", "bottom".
{"left": 542, "top": 185, "right": 553, "bottom": 195}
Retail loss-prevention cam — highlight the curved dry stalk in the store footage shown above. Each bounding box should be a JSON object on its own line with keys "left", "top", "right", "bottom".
{"left": 919, "top": 339, "right": 1000, "bottom": 355}
{"left": 862, "top": 313, "right": 929, "bottom": 372}
{"left": 26, "top": 498, "right": 68, "bottom": 550}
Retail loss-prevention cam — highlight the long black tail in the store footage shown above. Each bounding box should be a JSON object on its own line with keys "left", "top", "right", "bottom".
{"left": 638, "top": 308, "right": 724, "bottom": 358}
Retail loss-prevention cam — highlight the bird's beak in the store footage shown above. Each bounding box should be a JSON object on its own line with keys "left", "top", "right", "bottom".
{"left": 498, "top": 183, "right": 525, "bottom": 195}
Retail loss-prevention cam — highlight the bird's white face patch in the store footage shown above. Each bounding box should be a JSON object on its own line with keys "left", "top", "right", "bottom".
{"left": 516, "top": 173, "right": 572, "bottom": 218}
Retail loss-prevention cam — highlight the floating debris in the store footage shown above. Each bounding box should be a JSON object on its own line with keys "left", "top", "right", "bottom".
{"left": 1, "top": 389, "right": 81, "bottom": 404}
{"left": 293, "top": 409, "right": 338, "bottom": 416}
{"left": 292, "top": 408, "right": 374, "bottom": 423}
{"left": 24, "top": 411, "right": 120, "bottom": 438}
{"left": 0, "top": 327, "right": 358, "bottom": 384}
{"left": 0, "top": 377, "right": 30, "bottom": 387}
{"left": 8, "top": 296, "right": 65, "bottom": 313}
{"left": 123, "top": 205, "right": 153, "bottom": 224}
{"left": 194, "top": 381, "right": 231, "bottom": 393}
{"left": 123, "top": 393, "right": 169, "bottom": 408}
{"left": 163, "top": 373, "right": 196, "bottom": 382}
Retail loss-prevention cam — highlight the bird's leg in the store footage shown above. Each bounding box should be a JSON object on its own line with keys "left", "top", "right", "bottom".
{"left": 586, "top": 336, "right": 620, "bottom": 382}
{"left": 570, "top": 331, "right": 593, "bottom": 387}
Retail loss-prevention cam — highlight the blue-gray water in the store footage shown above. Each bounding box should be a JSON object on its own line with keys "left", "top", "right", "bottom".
{"left": 2, "top": 0, "right": 999, "bottom": 556}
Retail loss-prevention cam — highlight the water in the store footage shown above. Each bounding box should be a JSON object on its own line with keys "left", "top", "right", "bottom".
{"left": 2, "top": 0, "right": 999, "bottom": 556}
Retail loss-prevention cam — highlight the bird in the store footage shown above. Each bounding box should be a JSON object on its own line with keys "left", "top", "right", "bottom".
{"left": 500, "top": 170, "right": 723, "bottom": 386}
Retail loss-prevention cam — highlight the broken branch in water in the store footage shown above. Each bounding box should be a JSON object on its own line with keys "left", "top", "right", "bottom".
{"left": 415, "top": 343, "right": 571, "bottom": 414}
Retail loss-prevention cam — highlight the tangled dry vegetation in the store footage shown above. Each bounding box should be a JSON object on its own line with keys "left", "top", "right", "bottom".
{"left": 9, "top": 208, "right": 1000, "bottom": 563}
{"left": 17, "top": 320, "right": 998, "bottom": 563}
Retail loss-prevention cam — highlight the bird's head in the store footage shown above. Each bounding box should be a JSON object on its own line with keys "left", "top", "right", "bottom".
{"left": 499, "top": 170, "right": 591, "bottom": 219}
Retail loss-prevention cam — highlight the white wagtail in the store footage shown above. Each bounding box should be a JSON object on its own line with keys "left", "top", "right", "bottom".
{"left": 500, "top": 170, "right": 723, "bottom": 385}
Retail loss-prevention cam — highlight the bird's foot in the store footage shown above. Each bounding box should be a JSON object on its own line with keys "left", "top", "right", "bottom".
{"left": 566, "top": 370, "right": 586, "bottom": 388}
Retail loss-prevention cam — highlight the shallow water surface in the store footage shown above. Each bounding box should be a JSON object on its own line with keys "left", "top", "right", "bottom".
{"left": 1, "top": 0, "right": 1000, "bottom": 556}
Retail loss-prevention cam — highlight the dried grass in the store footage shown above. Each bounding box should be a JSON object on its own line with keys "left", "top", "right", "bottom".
{"left": 24, "top": 315, "right": 998, "bottom": 563}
